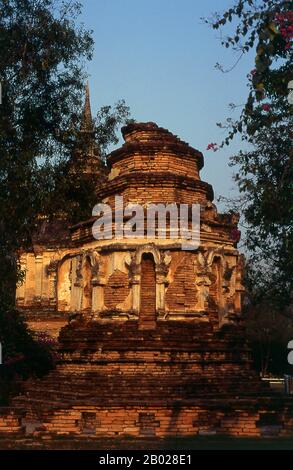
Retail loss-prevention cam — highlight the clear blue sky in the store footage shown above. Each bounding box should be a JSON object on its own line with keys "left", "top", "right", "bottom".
{"left": 80, "top": 0, "right": 255, "bottom": 208}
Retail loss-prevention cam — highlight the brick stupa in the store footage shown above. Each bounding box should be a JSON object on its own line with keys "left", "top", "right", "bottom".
{"left": 2, "top": 114, "right": 293, "bottom": 439}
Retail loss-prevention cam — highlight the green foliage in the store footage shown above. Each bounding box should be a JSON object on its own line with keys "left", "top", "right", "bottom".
{"left": 0, "top": 306, "right": 53, "bottom": 376}
{"left": 244, "top": 293, "right": 293, "bottom": 376}
{"left": 96, "top": 100, "right": 134, "bottom": 159}
{"left": 0, "top": 304, "right": 54, "bottom": 404}
{"left": 0, "top": 1, "right": 132, "bottom": 394}
{"left": 0, "top": 0, "right": 132, "bottom": 297}
{"left": 0, "top": 0, "right": 92, "bottom": 393}
{"left": 44, "top": 99, "right": 132, "bottom": 224}
{"left": 232, "top": 122, "right": 293, "bottom": 311}
{"left": 205, "top": 0, "right": 292, "bottom": 143}
{"left": 0, "top": 0, "right": 94, "bottom": 271}
{"left": 206, "top": 0, "right": 293, "bottom": 313}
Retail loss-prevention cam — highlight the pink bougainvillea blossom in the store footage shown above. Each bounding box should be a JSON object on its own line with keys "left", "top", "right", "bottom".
{"left": 275, "top": 12, "right": 293, "bottom": 49}
{"left": 231, "top": 228, "right": 241, "bottom": 242}
{"left": 206, "top": 143, "right": 218, "bottom": 151}
{"left": 262, "top": 103, "right": 271, "bottom": 112}
{"left": 35, "top": 331, "right": 58, "bottom": 347}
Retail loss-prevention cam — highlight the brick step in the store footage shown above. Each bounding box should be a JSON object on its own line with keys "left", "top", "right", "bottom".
{"left": 15, "top": 378, "right": 267, "bottom": 404}
{"left": 26, "top": 371, "right": 263, "bottom": 382}
{"left": 58, "top": 321, "right": 246, "bottom": 346}
{"left": 12, "top": 389, "right": 280, "bottom": 419}
{"left": 19, "top": 381, "right": 264, "bottom": 395}
{"left": 59, "top": 345, "right": 251, "bottom": 354}
{"left": 16, "top": 390, "right": 267, "bottom": 408}
{"left": 17, "top": 375, "right": 265, "bottom": 390}
{"left": 6, "top": 321, "right": 265, "bottom": 432}
{"left": 21, "top": 373, "right": 264, "bottom": 389}
{"left": 22, "top": 369, "right": 263, "bottom": 382}
{"left": 31, "top": 373, "right": 261, "bottom": 382}
{"left": 59, "top": 327, "right": 244, "bottom": 337}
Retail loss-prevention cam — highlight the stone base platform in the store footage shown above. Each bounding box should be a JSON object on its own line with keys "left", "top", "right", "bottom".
{"left": 19, "top": 307, "right": 71, "bottom": 338}
{"left": 1, "top": 320, "right": 293, "bottom": 438}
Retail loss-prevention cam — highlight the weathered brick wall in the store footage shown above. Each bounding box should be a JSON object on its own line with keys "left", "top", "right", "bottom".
{"left": 15, "top": 405, "right": 293, "bottom": 438}
{"left": 103, "top": 177, "right": 210, "bottom": 208}
{"left": 104, "top": 269, "right": 130, "bottom": 309}
{"left": 208, "top": 258, "right": 221, "bottom": 309}
{"left": 20, "top": 309, "right": 70, "bottom": 338}
{"left": 97, "top": 121, "right": 213, "bottom": 210}
{"left": 0, "top": 409, "right": 23, "bottom": 434}
{"left": 111, "top": 152, "right": 200, "bottom": 180}
{"left": 39, "top": 406, "right": 261, "bottom": 437}
{"left": 166, "top": 255, "right": 197, "bottom": 311}
{"left": 17, "top": 252, "right": 63, "bottom": 309}
{"left": 2, "top": 320, "right": 293, "bottom": 438}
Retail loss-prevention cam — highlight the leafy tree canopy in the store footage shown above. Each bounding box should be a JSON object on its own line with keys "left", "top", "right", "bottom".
{"left": 0, "top": 0, "right": 131, "bottom": 382}
{"left": 205, "top": 0, "right": 293, "bottom": 314}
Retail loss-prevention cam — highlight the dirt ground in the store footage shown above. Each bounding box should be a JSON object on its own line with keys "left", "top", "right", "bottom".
{"left": 1, "top": 435, "right": 293, "bottom": 450}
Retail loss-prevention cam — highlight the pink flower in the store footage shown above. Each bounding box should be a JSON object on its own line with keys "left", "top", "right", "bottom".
{"left": 231, "top": 228, "right": 241, "bottom": 242}
{"left": 251, "top": 69, "right": 257, "bottom": 76}
{"left": 206, "top": 143, "right": 218, "bottom": 151}
{"left": 275, "top": 12, "right": 293, "bottom": 42}
{"left": 262, "top": 103, "right": 271, "bottom": 112}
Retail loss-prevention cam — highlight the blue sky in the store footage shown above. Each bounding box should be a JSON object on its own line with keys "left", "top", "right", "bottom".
{"left": 79, "top": 0, "right": 255, "bottom": 209}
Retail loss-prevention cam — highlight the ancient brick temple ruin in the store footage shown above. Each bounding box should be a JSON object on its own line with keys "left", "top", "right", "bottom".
{"left": 1, "top": 90, "right": 293, "bottom": 440}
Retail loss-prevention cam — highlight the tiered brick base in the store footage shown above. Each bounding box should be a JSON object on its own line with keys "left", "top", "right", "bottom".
{"left": 19, "top": 308, "right": 70, "bottom": 338}
{"left": 1, "top": 320, "right": 293, "bottom": 439}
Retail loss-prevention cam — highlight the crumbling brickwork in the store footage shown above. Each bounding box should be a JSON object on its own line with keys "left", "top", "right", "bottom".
{"left": 6, "top": 120, "right": 293, "bottom": 440}
{"left": 104, "top": 269, "right": 129, "bottom": 309}
{"left": 166, "top": 255, "right": 197, "bottom": 311}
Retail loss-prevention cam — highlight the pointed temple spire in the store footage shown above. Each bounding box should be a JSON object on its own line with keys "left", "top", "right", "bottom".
{"left": 72, "top": 81, "right": 105, "bottom": 178}
{"left": 80, "top": 81, "right": 94, "bottom": 132}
